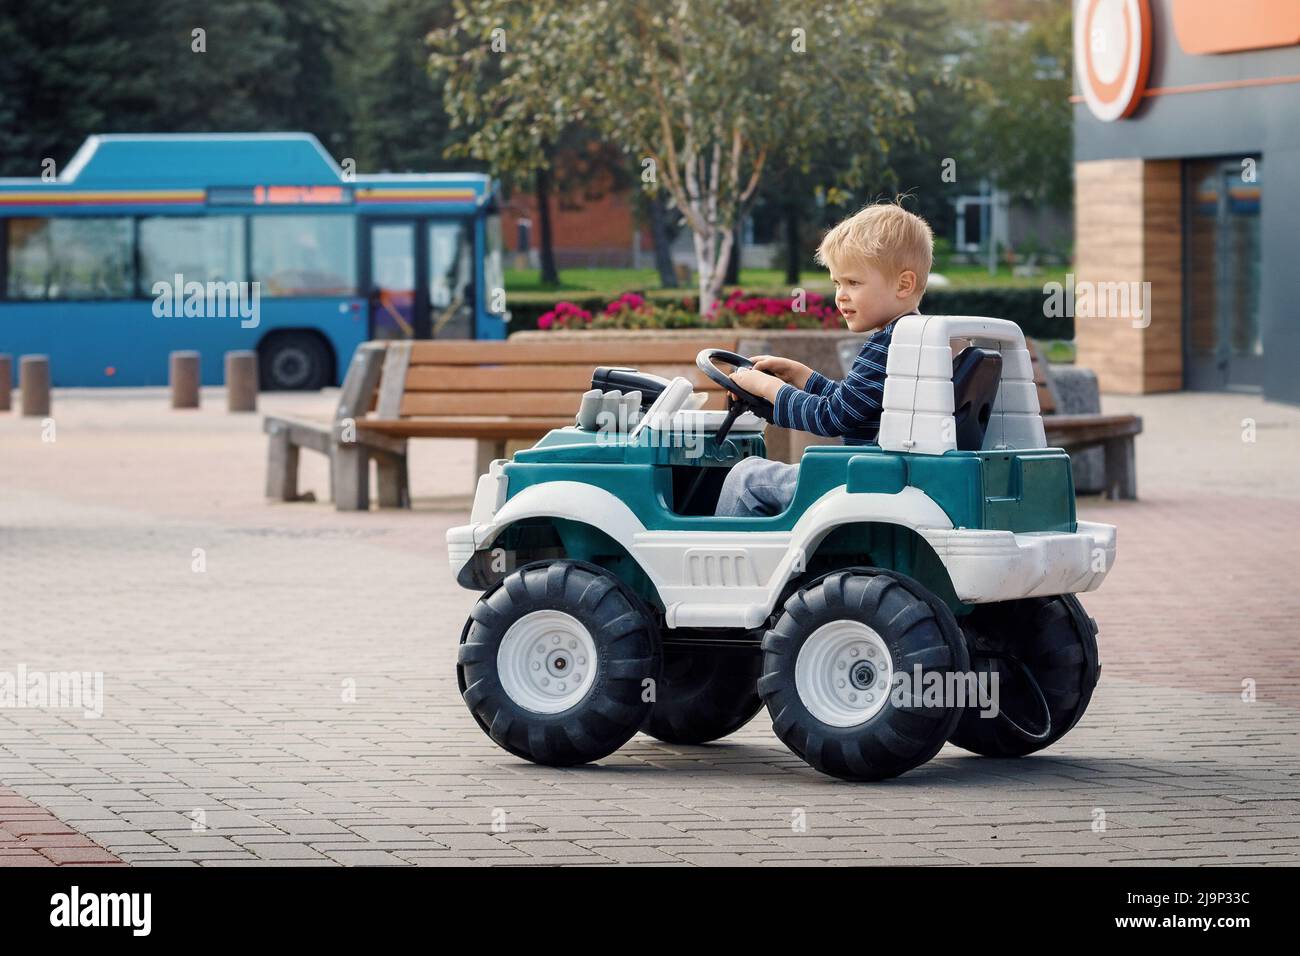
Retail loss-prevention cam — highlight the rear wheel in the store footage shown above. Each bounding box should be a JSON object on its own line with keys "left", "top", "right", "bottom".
{"left": 641, "top": 643, "right": 763, "bottom": 744}
{"left": 457, "top": 561, "right": 661, "bottom": 766}
{"left": 947, "top": 595, "right": 1100, "bottom": 758}
{"left": 259, "top": 332, "right": 332, "bottom": 390}
{"left": 759, "top": 570, "right": 969, "bottom": 781}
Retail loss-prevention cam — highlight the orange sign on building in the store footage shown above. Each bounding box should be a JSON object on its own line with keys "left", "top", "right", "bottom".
{"left": 1073, "top": 0, "right": 1153, "bottom": 122}
{"left": 1171, "top": 0, "right": 1300, "bottom": 55}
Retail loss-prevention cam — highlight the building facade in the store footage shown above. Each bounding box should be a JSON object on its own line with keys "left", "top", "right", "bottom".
{"left": 1073, "top": 0, "right": 1300, "bottom": 402}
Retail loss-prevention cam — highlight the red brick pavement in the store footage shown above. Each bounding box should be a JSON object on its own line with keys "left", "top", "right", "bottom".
{"left": 0, "top": 786, "right": 123, "bottom": 867}
{"left": 1078, "top": 492, "right": 1300, "bottom": 708}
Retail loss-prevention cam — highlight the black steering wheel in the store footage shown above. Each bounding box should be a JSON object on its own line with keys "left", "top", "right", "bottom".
{"left": 696, "top": 349, "right": 776, "bottom": 443}
{"left": 675, "top": 349, "right": 775, "bottom": 514}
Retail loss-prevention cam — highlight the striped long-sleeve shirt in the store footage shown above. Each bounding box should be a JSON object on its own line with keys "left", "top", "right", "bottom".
{"left": 773, "top": 311, "right": 916, "bottom": 444}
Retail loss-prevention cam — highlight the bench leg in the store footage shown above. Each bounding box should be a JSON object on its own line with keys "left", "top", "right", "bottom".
{"left": 266, "top": 431, "right": 301, "bottom": 501}
{"left": 475, "top": 439, "right": 506, "bottom": 480}
{"left": 375, "top": 450, "right": 410, "bottom": 508}
{"left": 1102, "top": 436, "right": 1137, "bottom": 500}
{"left": 333, "top": 444, "right": 370, "bottom": 511}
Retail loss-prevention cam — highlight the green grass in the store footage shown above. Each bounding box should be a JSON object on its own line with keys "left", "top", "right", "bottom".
{"left": 1041, "top": 339, "right": 1077, "bottom": 363}
{"left": 503, "top": 267, "right": 818, "bottom": 296}
{"left": 505, "top": 263, "right": 1067, "bottom": 298}
{"left": 935, "top": 263, "right": 1068, "bottom": 290}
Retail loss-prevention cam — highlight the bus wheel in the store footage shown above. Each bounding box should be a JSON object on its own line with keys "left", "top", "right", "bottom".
{"left": 259, "top": 333, "right": 332, "bottom": 391}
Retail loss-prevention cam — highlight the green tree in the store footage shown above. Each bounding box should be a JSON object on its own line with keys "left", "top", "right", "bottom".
{"left": 430, "top": 2, "right": 635, "bottom": 287}
{"left": 957, "top": 0, "right": 1073, "bottom": 207}
{"left": 433, "top": 0, "right": 926, "bottom": 313}
{"left": 0, "top": 0, "right": 353, "bottom": 176}
{"left": 0, "top": 0, "right": 155, "bottom": 176}
{"left": 344, "top": 0, "right": 463, "bottom": 172}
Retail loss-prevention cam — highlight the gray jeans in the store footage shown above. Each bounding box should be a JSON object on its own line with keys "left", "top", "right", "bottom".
{"left": 714, "top": 457, "right": 799, "bottom": 517}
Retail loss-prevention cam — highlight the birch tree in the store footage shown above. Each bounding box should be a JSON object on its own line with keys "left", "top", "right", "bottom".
{"left": 434, "top": 0, "right": 924, "bottom": 312}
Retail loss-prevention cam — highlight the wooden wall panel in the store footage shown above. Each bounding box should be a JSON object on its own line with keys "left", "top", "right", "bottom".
{"left": 1074, "top": 158, "right": 1185, "bottom": 393}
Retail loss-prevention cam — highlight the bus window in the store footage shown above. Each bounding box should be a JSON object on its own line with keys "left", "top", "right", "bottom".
{"left": 251, "top": 215, "right": 356, "bottom": 297}
{"left": 429, "top": 220, "right": 472, "bottom": 338}
{"left": 6, "top": 217, "right": 133, "bottom": 300}
{"left": 138, "top": 216, "right": 246, "bottom": 294}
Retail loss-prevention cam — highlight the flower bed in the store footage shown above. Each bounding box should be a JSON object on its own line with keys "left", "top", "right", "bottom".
{"left": 513, "top": 286, "right": 1073, "bottom": 339}
{"left": 536, "top": 289, "right": 843, "bottom": 332}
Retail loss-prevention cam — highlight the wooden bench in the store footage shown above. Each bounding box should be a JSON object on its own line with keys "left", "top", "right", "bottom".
{"left": 263, "top": 342, "right": 412, "bottom": 510}
{"left": 1019, "top": 339, "right": 1140, "bottom": 499}
{"left": 264, "top": 337, "right": 738, "bottom": 510}
{"left": 1023, "top": 339, "right": 1142, "bottom": 499}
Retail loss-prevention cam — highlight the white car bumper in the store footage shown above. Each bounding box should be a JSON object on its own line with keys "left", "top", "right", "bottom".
{"left": 919, "top": 520, "right": 1116, "bottom": 604}
{"left": 446, "top": 460, "right": 510, "bottom": 582}
{"left": 447, "top": 523, "right": 479, "bottom": 579}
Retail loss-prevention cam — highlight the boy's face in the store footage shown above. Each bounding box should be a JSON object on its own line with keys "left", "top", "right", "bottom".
{"left": 830, "top": 261, "right": 919, "bottom": 333}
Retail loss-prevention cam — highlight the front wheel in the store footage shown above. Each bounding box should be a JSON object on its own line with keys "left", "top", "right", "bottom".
{"left": 947, "top": 594, "right": 1100, "bottom": 758}
{"left": 759, "top": 570, "right": 969, "bottom": 782}
{"left": 457, "top": 561, "right": 661, "bottom": 766}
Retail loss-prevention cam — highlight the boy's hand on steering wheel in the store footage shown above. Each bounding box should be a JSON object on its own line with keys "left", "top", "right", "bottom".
{"left": 729, "top": 366, "right": 784, "bottom": 403}
{"left": 752, "top": 355, "right": 814, "bottom": 389}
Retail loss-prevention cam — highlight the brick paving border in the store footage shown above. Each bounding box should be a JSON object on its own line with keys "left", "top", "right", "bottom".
{"left": 0, "top": 786, "right": 123, "bottom": 867}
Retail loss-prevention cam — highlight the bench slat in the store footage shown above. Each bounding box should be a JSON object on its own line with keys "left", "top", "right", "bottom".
{"left": 357, "top": 416, "right": 572, "bottom": 439}
{"left": 407, "top": 339, "right": 738, "bottom": 365}
{"left": 404, "top": 364, "right": 722, "bottom": 392}
{"left": 398, "top": 390, "right": 728, "bottom": 416}
{"left": 1045, "top": 414, "right": 1143, "bottom": 448}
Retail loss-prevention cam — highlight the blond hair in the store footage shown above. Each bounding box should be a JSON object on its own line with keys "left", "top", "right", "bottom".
{"left": 815, "top": 202, "right": 934, "bottom": 297}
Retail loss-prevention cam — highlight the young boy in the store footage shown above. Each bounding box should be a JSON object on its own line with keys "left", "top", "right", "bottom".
{"left": 715, "top": 201, "right": 933, "bottom": 517}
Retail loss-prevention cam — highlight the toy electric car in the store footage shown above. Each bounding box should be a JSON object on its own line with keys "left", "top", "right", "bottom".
{"left": 447, "top": 316, "right": 1113, "bottom": 781}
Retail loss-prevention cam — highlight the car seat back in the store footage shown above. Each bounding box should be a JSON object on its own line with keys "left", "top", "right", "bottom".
{"left": 951, "top": 346, "right": 1002, "bottom": 452}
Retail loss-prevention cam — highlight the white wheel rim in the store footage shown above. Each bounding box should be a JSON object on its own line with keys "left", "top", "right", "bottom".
{"left": 794, "top": 620, "right": 894, "bottom": 728}
{"left": 497, "top": 610, "right": 598, "bottom": 714}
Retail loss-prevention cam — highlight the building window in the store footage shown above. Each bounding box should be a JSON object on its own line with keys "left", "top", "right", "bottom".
{"left": 6, "top": 217, "right": 134, "bottom": 300}
{"left": 138, "top": 216, "right": 246, "bottom": 294}
{"left": 251, "top": 215, "right": 356, "bottom": 296}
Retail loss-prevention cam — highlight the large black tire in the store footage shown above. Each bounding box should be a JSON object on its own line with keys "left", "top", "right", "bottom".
{"left": 457, "top": 561, "right": 661, "bottom": 767}
{"left": 947, "top": 594, "right": 1100, "bottom": 758}
{"left": 258, "top": 332, "right": 332, "bottom": 390}
{"left": 759, "top": 570, "right": 970, "bottom": 782}
{"left": 641, "top": 645, "right": 763, "bottom": 744}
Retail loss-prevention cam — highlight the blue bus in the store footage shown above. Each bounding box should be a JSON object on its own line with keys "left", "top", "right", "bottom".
{"left": 0, "top": 133, "right": 507, "bottom": 388}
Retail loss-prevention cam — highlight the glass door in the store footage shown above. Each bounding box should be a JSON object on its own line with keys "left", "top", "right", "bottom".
{"left": 428, "top": 219, "right": 474, "bottom": 338}
{"left": 1183, "top": 159, "right": 1263, "bottom": 391}
{"left": 365, "top": 220, "right": 429, "bottom": 340}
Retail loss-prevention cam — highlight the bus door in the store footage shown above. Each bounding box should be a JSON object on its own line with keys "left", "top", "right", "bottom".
{"left": 363, "top": 218, "right": 475, "bottom": 339}
{"left": 363, "top": 219, "right": 429, "bottom": 340}
{"left": 428, "top": 219, "right": 474, "bottom": 339}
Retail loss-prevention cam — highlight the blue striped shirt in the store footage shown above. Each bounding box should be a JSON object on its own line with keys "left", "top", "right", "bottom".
{"left": 773, "top": 311, "right": 915, "bottom": 444}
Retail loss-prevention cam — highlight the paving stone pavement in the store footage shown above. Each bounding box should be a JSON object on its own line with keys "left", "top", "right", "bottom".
{"left": 0, "top": 387, "right": 1296, "bottom": 866}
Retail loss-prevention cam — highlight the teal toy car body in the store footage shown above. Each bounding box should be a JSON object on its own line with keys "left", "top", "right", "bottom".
{"left": 448, "top": 316, "right": 1112, "bottom": 780}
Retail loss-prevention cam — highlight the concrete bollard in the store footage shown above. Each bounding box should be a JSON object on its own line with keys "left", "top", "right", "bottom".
{"left": 224, "top": 350, "right": 258, "bottom": 413}
{"left": 170, "top": 351, "right": 201, "bottom": 409}
{"left": 0, "top": 354, "right": 11, "bottom": 412}
{"left": 19, "top": 355, "right": 51, "bottom": 417}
